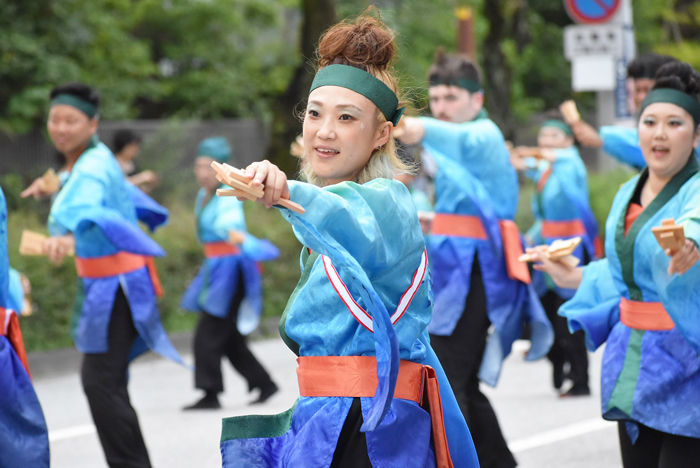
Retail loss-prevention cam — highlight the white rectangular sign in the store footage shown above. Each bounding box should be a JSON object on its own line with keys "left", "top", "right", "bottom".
{"left": 572, "top": 55, "right": 616, "bottom": 91}
{"left": 564, "top": 24, "right": 624, "bottom": 60}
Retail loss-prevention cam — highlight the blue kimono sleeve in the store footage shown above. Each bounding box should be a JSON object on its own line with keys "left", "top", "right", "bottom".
{"left": 559, "top": 259, "right": 621, "bottom": 351}
{"left": 125, "top": 183, "right": 169, "bottom": 232}
{"left": 241, "top": 234, "right": 279, "bottom": 262}
{"left": 51, "top": 175, "right": 164, "bottom": 258}
{"left": 652, "top": 186, "right": 700, "bottom": 354}
{"left": 419, "top": 117, "right": 491, "bottom": 164}
{"left": 600, "top": 126, "right": 645, "bottom": 169}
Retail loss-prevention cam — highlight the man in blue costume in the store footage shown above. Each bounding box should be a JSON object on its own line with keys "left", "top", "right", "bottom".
{"left": 0, "top": 188, "right": 50, "bottom": 468}
{"left": 398, "top": 50, "right": 552, "bottom": 468}
{"left": 43, "top": 82, "right": 184, "bottom": 468}
{"left": 567, "top": 53, "right": 700, "bottom": 169}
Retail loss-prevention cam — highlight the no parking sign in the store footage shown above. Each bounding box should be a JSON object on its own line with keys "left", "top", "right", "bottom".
{"left": 564, "top": 0, "right": 621, "bottom": 24}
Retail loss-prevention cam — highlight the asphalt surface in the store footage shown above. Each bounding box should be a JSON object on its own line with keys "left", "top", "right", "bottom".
{"left": 33, "top": 337, "right": 622, "bottom": 467}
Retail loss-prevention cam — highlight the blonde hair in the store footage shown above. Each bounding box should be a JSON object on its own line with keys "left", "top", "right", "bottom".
{"left": 297, "top": 10, "right": 410, "bottom": 187}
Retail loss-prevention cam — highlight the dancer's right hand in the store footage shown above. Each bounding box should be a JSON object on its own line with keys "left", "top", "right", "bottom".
{"left": 527, "top": 245, "right": 584, "bottom": 290}
{"left": 21, "top": 177, "right": 51, "bottom": 199}
{"left": 44, "top": 234, "right": 75, "bottom": 265}
{"left": 244, "top": 160, "right": 290, "bottom": 209}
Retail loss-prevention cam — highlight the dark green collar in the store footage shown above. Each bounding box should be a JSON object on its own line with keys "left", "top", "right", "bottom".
{"left": 615, "top": 156, "right": 700, "bottom": 299}
{"left": 473, "top": 108, "right": 488, "bottom": 121}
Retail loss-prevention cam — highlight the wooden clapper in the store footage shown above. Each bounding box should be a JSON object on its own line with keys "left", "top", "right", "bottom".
{"left": 210, "top": 162, "right": 305, "bottom": 215}
{"left": 519, "top": 237, "right": 582, "bottom": 269}
{"left": 651, "top": 218, "right": 685, "bottom": 254}
{"left": 19, "top": 230, "right": 75, "bottom": 257}
{"left": 559, "top": 100, "right": 581, "bottom": 124}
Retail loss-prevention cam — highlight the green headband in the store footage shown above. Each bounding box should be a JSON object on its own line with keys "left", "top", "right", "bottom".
{"left": 641, "top": 88, "right": 700, "bottom": 127}
{"left": 50, "top": 94, "right": 98, "bottom": 119}
{"left": 430, "top": 77, "right": 482, "bottom": 93}
{"left": 541, "top": 119, "right": 573, "bottom": 137}
{"left": 309, "top": 64, "right": 405, "bottom": 126}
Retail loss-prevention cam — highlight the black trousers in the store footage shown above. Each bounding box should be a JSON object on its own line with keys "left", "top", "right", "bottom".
{"left": 193, "top": 266, "right": 273, "bottom": 393}
{"left": 81, "top": 287, "right": 152, "bottom": 468}
{"left": 430, "top": 259, "right": 517, "bottom": 468}
{"left": 329, "top": 397, "right": 372, "bottom": 468}
{"left": 541, "top": 290, "right": 589, "bottom": 388}
{"left": 618, "top": 422, "right": 700, "bottom": 468}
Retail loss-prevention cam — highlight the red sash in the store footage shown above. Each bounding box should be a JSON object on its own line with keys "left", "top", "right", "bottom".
{"left": 75, "top": 252, "right": 164, "bottom": 297}
{"left": 0, "top": 307, "right": 31, "bottom": 377}
{"left": 204, "top": 241, "right": 241, "bottom": 258}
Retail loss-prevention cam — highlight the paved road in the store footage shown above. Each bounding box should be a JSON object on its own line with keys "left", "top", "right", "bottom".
{"left": 35, "top": 338, "right": 622, "bottom": 467}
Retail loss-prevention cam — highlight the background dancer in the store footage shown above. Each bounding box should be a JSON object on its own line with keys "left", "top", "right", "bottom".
{"left": 182, "top": 137, "right": 279, "bottom": 410}
{"left": 43, "top": 82, "right": 184, "bottom": 468}
{"left": 397, "top": 50, "right": 552, "bottom": 468}
{"left": 511, "top": 114, "right": 598, "bottom": 397}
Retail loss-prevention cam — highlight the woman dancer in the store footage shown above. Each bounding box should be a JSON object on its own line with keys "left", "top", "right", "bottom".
{"left": 182, "top": 137, "right": 279, "bottom": 409}
{"left": 218, "top": 13, "right": 477, "bottom": 468}
{"left": 531, "top": 62, "right": 700, "bottom": 467}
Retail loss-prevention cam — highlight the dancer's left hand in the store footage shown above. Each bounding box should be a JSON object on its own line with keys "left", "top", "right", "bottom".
{"left": 667, "top": 239, "right": 699, "bottom": 275}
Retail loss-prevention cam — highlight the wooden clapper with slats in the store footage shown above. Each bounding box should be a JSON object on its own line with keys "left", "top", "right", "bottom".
{"left": 519, "top": 236, "right": 582, "bottom": 269}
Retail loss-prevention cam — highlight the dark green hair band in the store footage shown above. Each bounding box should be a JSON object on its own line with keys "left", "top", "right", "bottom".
{"left": 430, "top": 77, "right": 482, "bottom": 93}
{"left": 541, "top": 119, "right": 573, "bottom": 137}
{"left": 309, "top": 64, "right": 405, "bottom": 126}
{"left": 641, "top": 88, "right": 700, "bottom": 127}
{"left": 50, "top": 94, "right": 98, "bottom": 119}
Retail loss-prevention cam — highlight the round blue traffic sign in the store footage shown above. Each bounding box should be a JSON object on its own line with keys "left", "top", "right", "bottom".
{"left": 564, "top": 0, "right": 621, "bottom": 24}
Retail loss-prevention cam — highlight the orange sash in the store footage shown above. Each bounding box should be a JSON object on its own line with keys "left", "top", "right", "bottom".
{"left": 541, "top": 219, "right": 586, "bottom": 238}
{"left": 297, "top": 356, "right": 453, "bottom": 468}
{"left": 619, "top": 297, "right": 675, "bottom": 331}
{"left": 204, "top": 241, "right": 241, "bottom": 258}
{"left": 75, "top": 252, "right": 164, "bottom": 297}
{"left": 0, "top": 307, "right": 31, "bottom": 378}
{"left": 431, "top": 214, "right": 530, "bottom": 284}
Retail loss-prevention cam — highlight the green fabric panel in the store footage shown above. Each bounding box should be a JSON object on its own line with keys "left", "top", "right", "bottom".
{"left": 607, "top": 329, "right": 645, "bottom": 416}
{"left": 614, "top": 157, "right": 700, "bottom": 300}
{"left": 197, "top": 262, "right": 210, "bottom": 307}
{"left": 221, "top": 400, "right": 298, "bottom": 442}
{"left": 70, "top": 279, "right": 85, "bottom": 340}
{"left": 278, "top": 249, "right": 319, "bottom": 357}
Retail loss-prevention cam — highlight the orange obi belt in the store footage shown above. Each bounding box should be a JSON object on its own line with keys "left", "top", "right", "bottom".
{"left": 431, "top": 213, "right": 530, "bottom": 284}
{"left": 204, "top": 241, "right": 241, "bottom": 258}
{"left": 0, "top": 307, "right": 31, "bottom": 377}
{"left": 619, "top": 297, "right": 675, "bottom": 331}
{"left": 541, "top": 219, "right": 586, "bottom": 238}
{"left": 75, "top": 252, "right": 164, "bottom": 297}
{"left": 297, "top": 355, "right": 454, "bottom": 468}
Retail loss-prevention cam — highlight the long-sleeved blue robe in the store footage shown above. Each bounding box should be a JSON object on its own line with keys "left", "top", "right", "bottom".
{"left": 0, "top": 187, "right": 50, "bottom": 468}
{"left": 418, "top": 112, "right": 552, "bottom": 385}
{"left": 181, "top": 187, "right": 279, "bottom": 334}
{"left": 49, "top": 137, "right": 183, "bottom": 365}
{"left": 526, "top": 146, "right": 600, "bottom": 299}
{"left": 219, "top": 179, "right": 479, "bottom": 468}
{"left": 560, "top": 156, "right": 700, "bottom": 441}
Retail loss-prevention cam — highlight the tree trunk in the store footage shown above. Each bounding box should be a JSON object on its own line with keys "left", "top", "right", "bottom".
{"left": 481, "top": 0, "right": 528, "bottom": 141}
{"left": 266, "top": 0, "right": 336, "bottom": 175}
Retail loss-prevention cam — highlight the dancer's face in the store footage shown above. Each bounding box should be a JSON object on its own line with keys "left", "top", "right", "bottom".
{"left": 428, "top": 85, "right": 483, "bottom": 123}
{"left": 632, "top": 78, "right": 655, "bottom": 111}
{"left": 638, "top": 102, "right": 700, "bottom": 180}
{"left": 537, "top": 127, "right": 573, "bottom": 149}
{"left": 47, "top": 105, "right": 97, "bottom": 157}
{"left": 194, "top": 156, "right": 220, "bottom": 191}
{"left": 304, "top": 86, "right": 392, "bottom": 185}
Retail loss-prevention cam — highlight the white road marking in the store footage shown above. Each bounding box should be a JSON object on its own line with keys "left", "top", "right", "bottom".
{"left": 49, "top": 424, "right": 97, "bottom": 442}
{"left": 509, "top": 417, "right": 614, "bottom": 453}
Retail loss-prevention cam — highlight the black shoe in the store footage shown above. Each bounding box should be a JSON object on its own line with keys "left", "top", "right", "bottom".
{"left": 560, "top": 385, "right": 591, "bottom": 398}
{"left": 249, "top": 382, "right": 279, "bottom": 405}
{"left": 183, "top": 392, "right": 221, "bottom": 410}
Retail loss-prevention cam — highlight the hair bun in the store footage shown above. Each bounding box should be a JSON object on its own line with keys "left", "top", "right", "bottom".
{"left": 653, "top": 62, "right": 700, "bottom": 100}
{"left": 317, "top": 12, "right": 395, "bottom": 72}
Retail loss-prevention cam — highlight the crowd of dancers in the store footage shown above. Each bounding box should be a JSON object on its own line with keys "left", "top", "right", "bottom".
{"left": 2, "top": 9, "right": 700, "bottom": 468}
